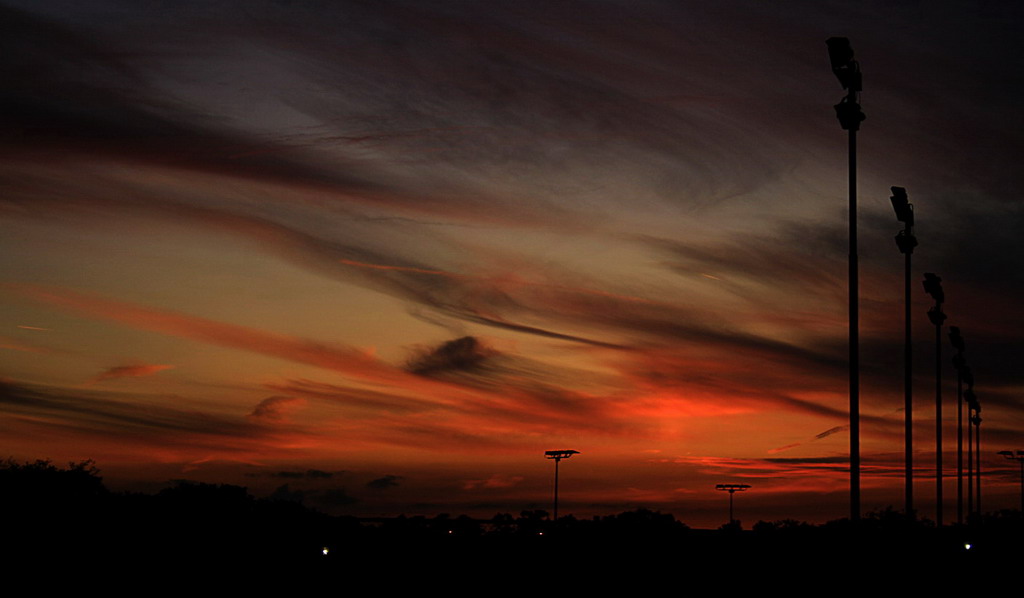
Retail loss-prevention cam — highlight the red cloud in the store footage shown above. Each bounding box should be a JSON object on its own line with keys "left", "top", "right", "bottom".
{"left": 9, "top": 284, "right": 418, "bottom": 386}
{"left": 87, "top": 363, "right": 174, "bottom": 385}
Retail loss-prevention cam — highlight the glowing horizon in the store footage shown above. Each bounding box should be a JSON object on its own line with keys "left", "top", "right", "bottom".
{"left": 3, "top": 0, "right": 1023, "bottom": 528}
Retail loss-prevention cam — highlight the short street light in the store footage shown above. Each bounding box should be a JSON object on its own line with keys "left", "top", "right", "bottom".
{"left": 715, "top": 483, "right": 752, "bottom": 526}
{"left": 544, "top": 450, "right": 579, "bottom": 522}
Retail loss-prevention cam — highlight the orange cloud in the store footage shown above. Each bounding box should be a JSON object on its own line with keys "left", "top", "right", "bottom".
{"left": 0, "top": 335, "right": 51, "bottom": 353}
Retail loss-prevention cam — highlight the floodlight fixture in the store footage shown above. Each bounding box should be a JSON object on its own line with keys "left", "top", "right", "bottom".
{"left": 715, "top": 484, "right": 752, "bottom": 492}
{"left": 890, "top": 186, "right": 914, "bottom": 226}
{"left": 826, "top": 37, "right": 862, "bottom": 92}
{"left": 949, "top": 326, "right": 965, "bottom": 353}
{"left": 961, "top": 366, "right": 974, "bottom": 389}
{"left": 923, "top": 273, "right": 944, "bottom": 303}
{"left": 895, "top": 230, "right": 918, "bottom": 255}
{"left": 544, "top": 450, "right": 579, "bottom": 461}
{"left": 964, "top": 389, "right": 978, "bottom": 410}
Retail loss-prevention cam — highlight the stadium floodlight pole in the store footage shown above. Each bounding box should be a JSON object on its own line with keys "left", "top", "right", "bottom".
{"left": 923, "top": 273, "right": 946, "bottom": 525}
{"left": 964, "top": 367, "right": 980, "bottom": 522}
{"left": 544, "top": 450, "right": 579, "bottom": 522}
{"left": 997, "top": 451, "right": 1024, "bottom": 514}
{"left": 891, "top": 186, "right": 917, "bottom": 519}
{"left": 827, "top": 36, "right": 865, "bottom": 522}
{"left": 973, "top": 404, "right": 982, "bottom": 519}
{"left": 715, "top": 484, "right": 752, "bottom": 525}
{"left": 965, "top": 388, "right": 976, "bottom": 517}
{"left": 949, "top": 327, "right": 966, "bottom": 524}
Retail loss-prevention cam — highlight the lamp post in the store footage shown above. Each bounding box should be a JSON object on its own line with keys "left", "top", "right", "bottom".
{"left": 827, "top": 36, "right": 865, "bottom": 522}
{"left": 891, "top": 186, "right": 917, "bottom": 518}
{"left": 923, "top": 273, "right": 946, "bottom": 525}
{"left": 949, "top": 327, "right": 966, "bottom": 524}
{"left": 715, "top": 484, "right": 752, "bottom": 526}
{"left": 544, "top": 450, "right": 579, "bottom": 522}
{"left": 997, "top": 450, "right": 1024, "bottom": 514}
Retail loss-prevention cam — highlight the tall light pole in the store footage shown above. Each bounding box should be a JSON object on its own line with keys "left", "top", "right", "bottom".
{"left": 949, "top": 327, "right": 966, "bottom": 524}
{"left": 963, "top": 364, "right": 980, "bottom": 522}
{"left": 891, "top": 186, "right": 917, "bottom": 518}
{"left": 972, "top": 402, "right": 982, "bottom": 519}
{"left": 544, "top": 450, "right": 578, "bottom": 522}
{"left": 923, "top": 273, "right": 946, "bottom": 525}
{"left": 715, "top": 484, "right": 752, "bottom": 526}
{"left": 827, "top": 36, "right": 865, "bottom": 522}
{"left": 997, "top": 450, "right": 1024, "bottom": 514}
{"left": 966, "top": 387, "right": 976, "bottom": 517}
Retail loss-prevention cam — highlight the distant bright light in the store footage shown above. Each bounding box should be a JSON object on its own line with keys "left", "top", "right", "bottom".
{"left": 963, "top": 543, "right": 972, "bottom": 551}
{"left": 322, "top": 547, "right": 329, "bottom": 556}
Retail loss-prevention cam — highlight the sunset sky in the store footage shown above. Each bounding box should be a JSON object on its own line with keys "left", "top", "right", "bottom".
{"left": 3, "top": 0, "right": 1023, "bottom": 528}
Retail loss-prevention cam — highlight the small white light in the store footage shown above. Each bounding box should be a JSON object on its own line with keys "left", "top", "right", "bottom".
{"left": 964, "top": 543, "right": 971, "bottom": 551}
{"left": 322, "top": 547, "right": 330, "bottom": 555}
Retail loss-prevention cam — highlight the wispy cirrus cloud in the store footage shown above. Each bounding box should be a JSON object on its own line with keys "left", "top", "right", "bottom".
{"left": 86, "top": 363, "right": 174, "bottom": 385}
{"left": 7, "top": 283, "right": 414, "bottom": 386}
{"left": 0, "top": 379, "right": 310, "bottom": 460}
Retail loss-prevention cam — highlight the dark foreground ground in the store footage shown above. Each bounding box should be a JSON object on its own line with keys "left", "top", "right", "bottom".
{"left": 2, "top": 460, "right": 1019, "bottom": 587}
